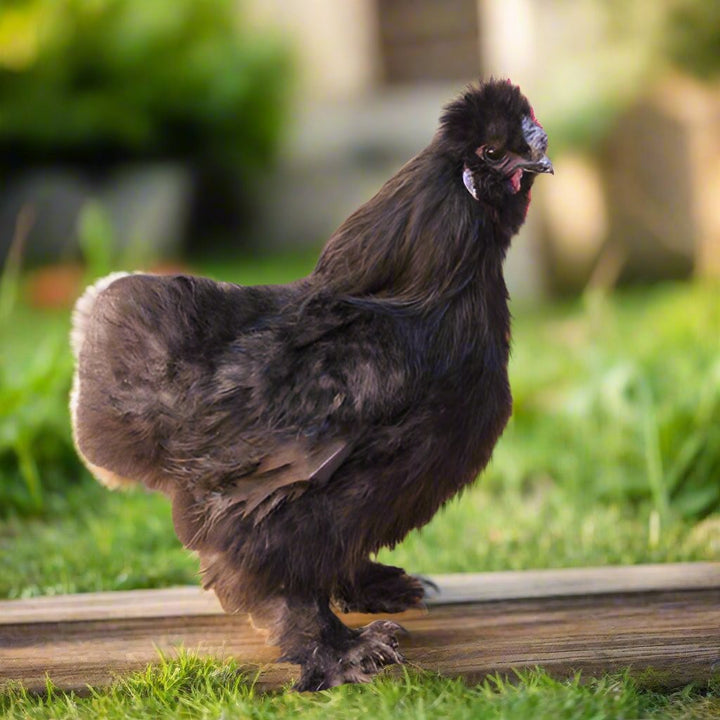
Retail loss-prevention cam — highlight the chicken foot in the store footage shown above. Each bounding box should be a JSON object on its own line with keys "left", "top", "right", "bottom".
{"left": 250, "top": 593, "right": 405, "bottom": 691}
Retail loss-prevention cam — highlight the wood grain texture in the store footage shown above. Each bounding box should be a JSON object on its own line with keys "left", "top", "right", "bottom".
{"left": 1, "top": 564, "right": 719, "bottom": 693}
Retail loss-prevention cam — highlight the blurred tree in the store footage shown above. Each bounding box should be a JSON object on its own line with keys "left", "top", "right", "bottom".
{"left": 666, "top": 0, "right": 720, "bottom": 80}
{"left": 0, "top": 0, "right": 293, "bottom": 176}
{"left": 0, "top": 0, "right": 294, "bottom": 258}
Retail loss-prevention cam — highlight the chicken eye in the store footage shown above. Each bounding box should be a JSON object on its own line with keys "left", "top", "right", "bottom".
{"left": 483, "top": 146, "right": 505, "bottom": 162}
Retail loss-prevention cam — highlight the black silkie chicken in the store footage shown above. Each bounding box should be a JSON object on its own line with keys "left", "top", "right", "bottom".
{"left": 71, "top": 79, "right": 552, "bottom": 691}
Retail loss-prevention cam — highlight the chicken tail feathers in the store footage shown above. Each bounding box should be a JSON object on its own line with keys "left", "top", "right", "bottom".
{"left": 69, "top": 271, "right": 279, "bottom": 497}
{"left": 70, "top": 272, "right": 139, "bottom": 490}
{"left": 70, "top": 272, "right": 131, "bottom": 360}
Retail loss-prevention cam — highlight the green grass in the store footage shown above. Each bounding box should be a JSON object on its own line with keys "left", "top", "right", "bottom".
{"left": 2, "top": 474, "right": 717, "bottom": 600}
{"left": 0, "top": 264, "right": 719, "bottom": 717}
{"left": 1, "top": 656, "right": 718, "bottom": 720}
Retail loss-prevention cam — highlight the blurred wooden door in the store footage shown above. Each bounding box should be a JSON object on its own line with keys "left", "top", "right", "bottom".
{"left": 376, "top": 0, "right": 482, "bottom": 84}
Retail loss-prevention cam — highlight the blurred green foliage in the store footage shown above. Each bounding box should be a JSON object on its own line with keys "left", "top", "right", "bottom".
{"left": 0, "top": 327, "right": 74, "bottom": 516}
{"left": 666, "top": 0, "right": 720, "bottom": 80}
{"left": 499, "top": 287, "right": 720, "bottom": 523}
{"left": 541, "top": 0, "right": 720, "bottom": 155}
{"left": 0, "top": 0, "right": 293, "bottom": 174}
{"left": 0, "top": 200, "right": 131, "bottom": 515}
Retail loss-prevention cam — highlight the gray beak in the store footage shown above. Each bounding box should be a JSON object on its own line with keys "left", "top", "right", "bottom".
{"left": 520, "top": 115, "right": 553, "bottom": 175}
{"left": 523, "top": 154, "right": 554, "bottom": 175}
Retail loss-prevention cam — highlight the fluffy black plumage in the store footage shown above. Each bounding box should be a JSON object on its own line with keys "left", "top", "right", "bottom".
{"left": 70, "top": 79, "right": 552, "bottom": 690}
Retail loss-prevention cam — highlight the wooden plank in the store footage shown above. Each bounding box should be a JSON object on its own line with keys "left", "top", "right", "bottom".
{"left": 427, "top": 562, "right": 720, "bottom": 604}
{"left": 1, "top": 564, "right": 719, "bottom": 693}
{"left": 1, "top": 563, "right": 717, "bottom": 624}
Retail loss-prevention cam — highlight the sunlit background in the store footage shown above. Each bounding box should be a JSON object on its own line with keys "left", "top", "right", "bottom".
{"left": 1, "top": 0, "right": 718, "bottom": 294}
{"left": 0, "top": 1, "right": 718, "bottom": 586}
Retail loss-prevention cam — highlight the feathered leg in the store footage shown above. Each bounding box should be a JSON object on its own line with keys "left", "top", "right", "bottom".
{"left": 333, "top": 560, "right": 429, "bottom": 614}
{"left": 199, "top": 550, "right": 406, "bottom": 691}
{"left": 250, "top": 594, "right": 405, "bottom": 691}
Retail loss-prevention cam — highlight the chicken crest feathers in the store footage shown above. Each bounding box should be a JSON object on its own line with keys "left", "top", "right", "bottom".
{"left": 439, "top": 78, "right": 535, "bottom": 158}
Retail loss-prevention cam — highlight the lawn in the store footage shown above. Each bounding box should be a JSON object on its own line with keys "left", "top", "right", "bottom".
{"left": 0, "top": 255, "right": 718, "bottom": 718}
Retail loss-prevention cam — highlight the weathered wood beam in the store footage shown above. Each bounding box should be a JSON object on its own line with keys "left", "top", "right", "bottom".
{"left": 1, "top": 563, "right": 718, "bottom": 693}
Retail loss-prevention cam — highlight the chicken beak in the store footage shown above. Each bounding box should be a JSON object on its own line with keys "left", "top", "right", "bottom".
{"left": 522, "top": 154, "right": 554, "bottom": 175}
{"left": 519, "top": 115, "right": 553, "bottom": 175}
{"left": 504, "top": 152, "right": 554, "bottom": 180}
